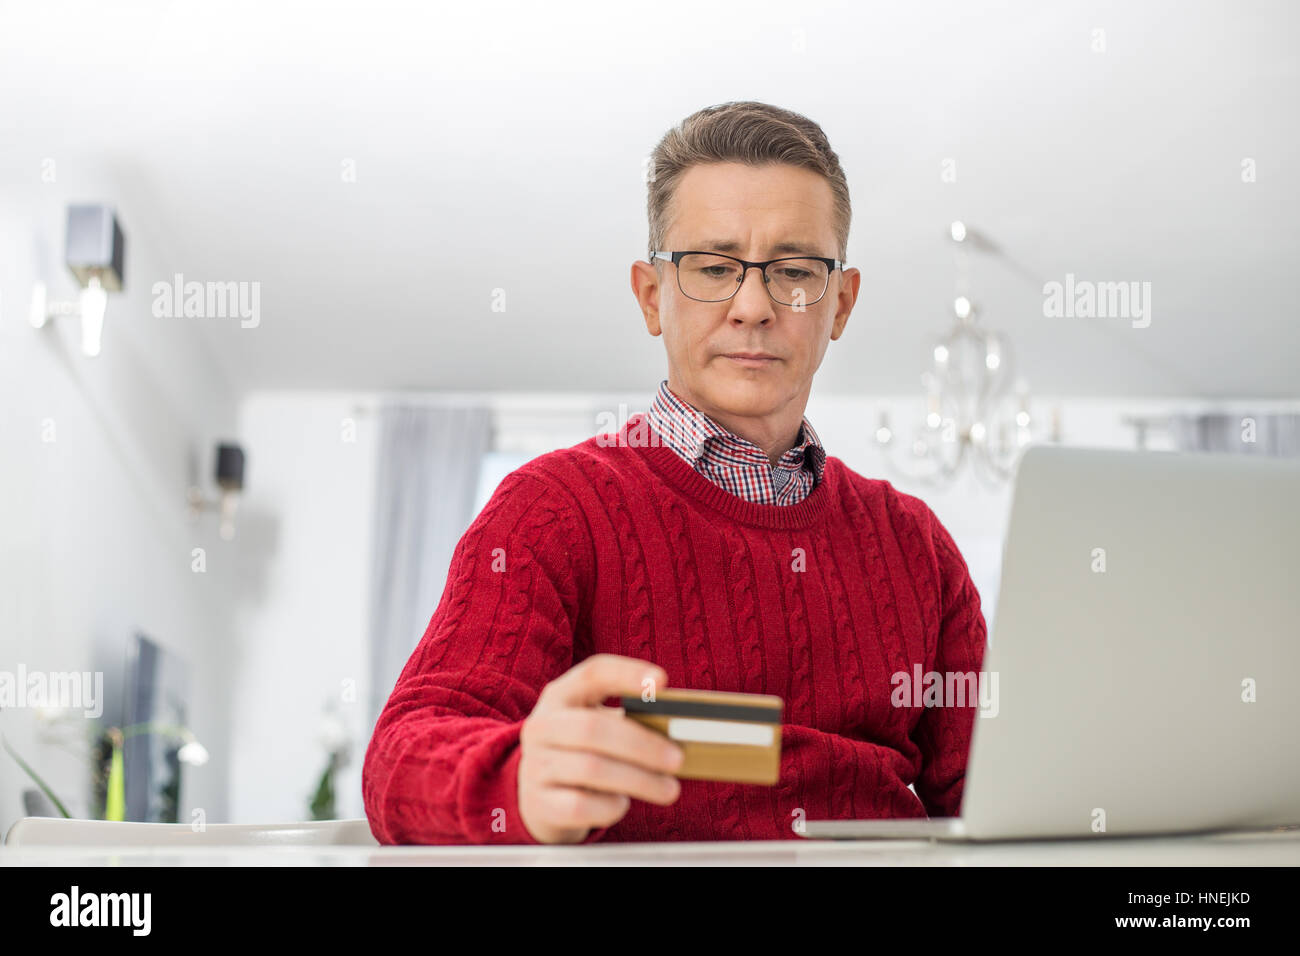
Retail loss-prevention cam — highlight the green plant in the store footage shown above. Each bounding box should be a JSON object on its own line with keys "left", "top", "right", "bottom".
{"left": 2, "top": 718, "right": 207, "bottom": 821}
{"left": 1, "top": 732, "right": 72, "bottom": 818}
{"left": 309, "top": 751, "right": 340, "bottom": 820}
{"left": 308, "top": 704, "right": 351, "bottom": 820}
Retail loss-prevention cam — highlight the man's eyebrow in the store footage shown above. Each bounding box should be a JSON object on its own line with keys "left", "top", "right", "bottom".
{"left": 694, "top": 239, "right": 827, "bottom": 257}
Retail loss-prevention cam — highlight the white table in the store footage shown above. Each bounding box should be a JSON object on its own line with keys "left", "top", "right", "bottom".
{"left": 3, "top": 827, "right": 1298, "bottom": 865}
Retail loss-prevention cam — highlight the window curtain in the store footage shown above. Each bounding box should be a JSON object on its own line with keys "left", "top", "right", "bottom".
{"left": 367, "top": 405, "right": 494, "bottom": 731}
{"left": 1168, "top": 413, "right": 1300, "bottom": 456}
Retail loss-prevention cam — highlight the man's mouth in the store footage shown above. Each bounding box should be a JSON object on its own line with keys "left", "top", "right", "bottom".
{"left": 720, "top": 352, "right": 780, "bottom": 368}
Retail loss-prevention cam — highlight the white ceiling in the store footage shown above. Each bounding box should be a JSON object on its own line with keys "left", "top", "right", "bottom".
{"left": 2, "top": 0, "right": 1296, "bottom": 397}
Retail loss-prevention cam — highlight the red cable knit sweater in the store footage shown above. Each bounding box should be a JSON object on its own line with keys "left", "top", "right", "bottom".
{"left": 363, "top": 413, "right": 988, "bottom": 844}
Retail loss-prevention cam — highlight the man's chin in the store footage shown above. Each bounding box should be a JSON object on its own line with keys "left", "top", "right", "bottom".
{"left": 694, "top": 374, "right": 785, "bottom": 418}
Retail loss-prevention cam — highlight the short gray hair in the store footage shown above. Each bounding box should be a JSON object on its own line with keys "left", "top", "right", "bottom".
{"left": 646, "top": 101, "right": 851, "bottom": 262}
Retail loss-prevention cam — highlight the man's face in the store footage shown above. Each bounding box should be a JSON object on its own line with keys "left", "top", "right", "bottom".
{"left": 632, "top": 161, "right": 860, "bottom": 428}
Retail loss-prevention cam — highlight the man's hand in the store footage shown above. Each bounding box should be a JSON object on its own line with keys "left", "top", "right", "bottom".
{"left": 517, "top": 654, "right": 685, "bottom": 844}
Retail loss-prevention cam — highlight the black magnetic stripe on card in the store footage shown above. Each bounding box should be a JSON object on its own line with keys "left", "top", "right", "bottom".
{"left": 619, "top": 696, "right": 782, "bottom": 723}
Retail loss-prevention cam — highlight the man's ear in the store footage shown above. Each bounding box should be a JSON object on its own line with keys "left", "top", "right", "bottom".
{"left": 631, "top": 260, "right": 664, "bottom": 336}
{"left": 828, "top": 266, "right": 861, "bottom": 341}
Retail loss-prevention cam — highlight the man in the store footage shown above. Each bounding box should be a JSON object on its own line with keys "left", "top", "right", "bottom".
{"left": 363, "top": 101, "right": 987, "bottom": 845}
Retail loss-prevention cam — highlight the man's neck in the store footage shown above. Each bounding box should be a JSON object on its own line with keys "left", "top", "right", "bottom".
{"left": 666, "top": 381, "right": 807, "bottom": 467}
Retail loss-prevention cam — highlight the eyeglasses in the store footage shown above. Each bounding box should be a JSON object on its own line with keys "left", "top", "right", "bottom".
{"left": 651, "top": 250, "right": 845, "bottom": 307}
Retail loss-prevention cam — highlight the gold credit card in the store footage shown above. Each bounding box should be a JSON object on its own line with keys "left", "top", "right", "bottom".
{"left": 620, "top": 688, "right": 784, "bottom": 785}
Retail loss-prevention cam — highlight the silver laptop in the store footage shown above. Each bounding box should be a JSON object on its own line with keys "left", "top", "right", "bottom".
{"left": 802, "top": 444, "right": 1300, "bottom": 841}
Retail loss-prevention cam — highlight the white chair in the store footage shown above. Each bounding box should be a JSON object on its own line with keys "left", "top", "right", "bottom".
{"left": 3, "top": 817, "right": 379, "bottom": 847}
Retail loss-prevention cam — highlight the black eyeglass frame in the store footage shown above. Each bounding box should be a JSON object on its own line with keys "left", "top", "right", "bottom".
{"left": 650, "top": 250, "right": 846, "bottom": 306}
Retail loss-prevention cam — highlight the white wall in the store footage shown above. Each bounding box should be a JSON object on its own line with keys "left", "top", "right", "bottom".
{"left": 227, "top": 393, "right": 376, "bottom": 822}
{"left": 0, "top": 171, "right": 240, "bottom": 837}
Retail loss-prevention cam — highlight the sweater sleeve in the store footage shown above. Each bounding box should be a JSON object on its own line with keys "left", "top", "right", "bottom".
{"left": 362, "top": 468, "right": 610, "bottom": 845}
{"left": 910, "top": 506, "right": 989, "bottom": 818}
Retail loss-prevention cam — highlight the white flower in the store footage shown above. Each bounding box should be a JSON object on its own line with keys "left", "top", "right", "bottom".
{"left": 177, "top": 741, "right": 209, "bottom": 766}
{"left": 318, "top": 713, "right": 349, "bottom": 753}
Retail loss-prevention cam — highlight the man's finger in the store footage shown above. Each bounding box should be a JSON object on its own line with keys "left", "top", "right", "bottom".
{"left": 534, "top": 785, "right": 631, "bottom": 833}
{"left": 537, "top": 748, "right": 682, "bottom": 806}
{"left": 533, "top": 706, "right": 684, "bottom": 774}
{"left": 542, "top": 653, "right": 667, "bottom": 709}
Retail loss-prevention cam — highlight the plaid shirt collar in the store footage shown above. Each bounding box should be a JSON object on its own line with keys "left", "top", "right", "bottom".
{"left": 644, "top": 379, "right": 826, "bottom": 506}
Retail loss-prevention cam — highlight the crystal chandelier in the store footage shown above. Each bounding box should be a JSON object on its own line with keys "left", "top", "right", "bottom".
{"left": 875, "top": 222, "right": 1056, "bottom": 489}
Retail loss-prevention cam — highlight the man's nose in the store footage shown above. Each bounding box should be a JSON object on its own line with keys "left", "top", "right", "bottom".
{"left": 729, "top": 266, "right": 774, "bottom": 323}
